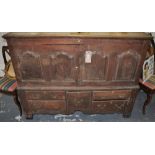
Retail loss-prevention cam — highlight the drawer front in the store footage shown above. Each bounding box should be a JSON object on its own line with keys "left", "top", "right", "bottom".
{"left": 25, "top": 91, "right": 65, "bottom": 100}
{"left": 27, "top": 100, "right": 66, "bottom": 114}
{"left": 67, "top": 91, "right": 91, "bottom": 113}
{"left": 93, "top": 90, "right": 131, "bottom": 100}
{"left": 92, "top": 100, "right": 127, "bottom": 113}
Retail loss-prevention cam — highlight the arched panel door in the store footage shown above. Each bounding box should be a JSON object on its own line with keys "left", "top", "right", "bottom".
{"left": 115, "top": 51, "right": 141, "bottom": 81}
{"left": 50, "top": 52, "right": 76, "bottom": 84}
{"left": 19, "top": 51, "right": 43, "bottom": 81}
{"left": 79, "top": 51, "right": 108, "bottom": 85}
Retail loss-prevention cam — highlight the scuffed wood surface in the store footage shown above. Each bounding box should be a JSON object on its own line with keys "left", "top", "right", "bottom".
{"left": 3, "top": 32, "right": 152, "bottom": 39}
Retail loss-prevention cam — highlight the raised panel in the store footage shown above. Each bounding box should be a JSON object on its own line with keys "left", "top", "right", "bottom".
{"left": 25, "top": 91, "right": 65, "bottom": 100}
{"left": 67, "top": 91, "right": 91, "bottom": 113}
{"left": 115, "top": 51, "right": 140, "bottom": 81}
{"left": 19, "top": 51, "right": 43, "bottom": 81}
{"left": 27, "top": 100, "right": 66, "bottom": 114}
{"left": 93, "top": 90, "right": 131, "bottom": 100}
{"left": 80, "top": 52, "right": 108, "bottom": 81}
{"left": 92, "top": 100, "right": 127, "bottom": 113}
{"left": 50, "top": 52, "right": 75, "bottom": 81}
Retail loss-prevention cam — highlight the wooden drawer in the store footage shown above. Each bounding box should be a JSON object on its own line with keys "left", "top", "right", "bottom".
{"left": 93, "top": 90, "right": 131, "bottom": 100}
{"left": 27, "top": 100, "right": 66, "bottom": 114}
{"left": 25, "top": 91, "right": 65, "bottom": 100}
{"left": 67, "top": 91, "right": 91, "bottom": 113}
{"left": 92, "top": 100, "right": 127, "bottom": 113}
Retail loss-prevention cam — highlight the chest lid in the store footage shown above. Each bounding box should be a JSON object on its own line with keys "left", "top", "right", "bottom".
{"left": 3, "top": 32, "right": 152, "bottom": 39}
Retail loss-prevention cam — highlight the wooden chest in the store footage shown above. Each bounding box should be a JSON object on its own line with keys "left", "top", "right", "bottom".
{"left": 3, "top": 32, "right": 152, "bottom": 118}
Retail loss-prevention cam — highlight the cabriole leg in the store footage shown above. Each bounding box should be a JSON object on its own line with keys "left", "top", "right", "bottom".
{"left": 143, "top": 93, "right": 153, "bottom": 115}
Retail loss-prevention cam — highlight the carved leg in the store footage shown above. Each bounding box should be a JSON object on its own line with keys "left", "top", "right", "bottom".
{"left": 13, "top": 91, "right": 22, "bottom": 116}
{"left": 143, "top": 93, "right": 153, "bottom": 115}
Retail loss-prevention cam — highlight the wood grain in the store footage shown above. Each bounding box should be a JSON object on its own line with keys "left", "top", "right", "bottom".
{"left": 4, "top": 32, "right": 151, "bottom": 118}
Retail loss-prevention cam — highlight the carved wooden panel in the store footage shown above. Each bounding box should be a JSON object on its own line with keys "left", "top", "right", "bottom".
{"left": 50, "top": 52, "right": 75, "bottom": 81}
{"left": 115, "top": 51, "right": 140, "bottom": 81}
{"left": 67, "top": 91, "right": 91, "bottom": 113}
{"left": 79, "top": 52, "right": 108, "bottom": 82}
{"left": 93, "top": 90, "right": 131, "bottom": 100}
{"left": 92, "top": 100, "right": 127, "bottom": 113}
{"left": 27, "top": 100, "right": 66, "bottom": 114}
{"left": 25, "top": 91, "right": 65, "bottom": 100}
{"left": 18, "top": 51, "right": 43, "bottom": 81}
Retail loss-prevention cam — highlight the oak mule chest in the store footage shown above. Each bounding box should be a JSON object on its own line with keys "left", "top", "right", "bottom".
{"left": 3, "top": 32, "right": 152, "bottom": 119}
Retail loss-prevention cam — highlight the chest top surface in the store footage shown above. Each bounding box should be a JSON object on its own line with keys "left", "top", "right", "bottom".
{"left": 3, "top": 32, "right": 152, "bottom": 39}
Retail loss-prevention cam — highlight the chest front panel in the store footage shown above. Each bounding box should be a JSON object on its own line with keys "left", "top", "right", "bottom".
{"left": 9, "top": 38, "right": 148, "bottom": 88}
{"left": 6, "top": 35, "right": 150, "bottom": 118}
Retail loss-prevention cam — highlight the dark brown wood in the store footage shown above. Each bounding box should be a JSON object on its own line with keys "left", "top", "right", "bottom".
{"left": 67, "top": 91, "right": 91, "bottom": 114}
{"left": 92, "top": 100, "right": 127, "bottom": 114}
{"left": 3, "top": 32, "right": 151, "bottom": 118}
{"left": 139, "top": 81, "right": 154, "bottom": 115}
{"left": 25, "top": 91, "right": 65, "bottom": 100}
{"left": 93, "top": 90, "right": 131, "bottom": 100}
